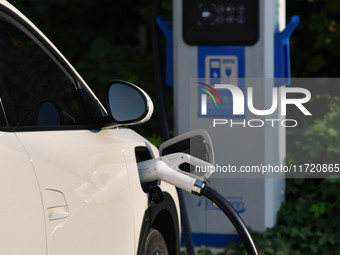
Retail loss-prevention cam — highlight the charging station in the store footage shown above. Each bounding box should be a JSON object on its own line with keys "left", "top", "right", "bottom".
{"left": 155, "top": 0, "right": 299, "bottom": 249}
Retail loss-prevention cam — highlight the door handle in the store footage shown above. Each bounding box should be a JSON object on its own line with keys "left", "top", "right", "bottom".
{"left": 47, "top": 205, "right": 69, "bottom": 220}
{"left": 45, "top": 189, "right": 69, "bottom": 221}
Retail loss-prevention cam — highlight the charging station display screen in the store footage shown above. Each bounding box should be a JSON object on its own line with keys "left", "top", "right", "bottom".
{"left": 183, "top": 0, "right": 259, "bottom": 45}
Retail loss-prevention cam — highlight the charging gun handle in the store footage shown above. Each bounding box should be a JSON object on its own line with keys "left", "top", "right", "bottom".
{"left": 161, "top": 153, "right": 213, "bottom": 178}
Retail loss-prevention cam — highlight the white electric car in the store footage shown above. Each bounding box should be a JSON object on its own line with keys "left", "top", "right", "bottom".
{"left": 0, "top": 1, "right": 181, "bottom": 254}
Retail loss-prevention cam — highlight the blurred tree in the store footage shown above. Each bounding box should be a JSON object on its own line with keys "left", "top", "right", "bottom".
{"left": 288, "top": 0, "right": 340, "bottom": 77}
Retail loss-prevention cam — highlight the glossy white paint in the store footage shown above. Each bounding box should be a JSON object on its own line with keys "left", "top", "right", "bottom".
{"left": 0, "top": 132, "right": 46, "bottom": 255}
{"left": 13, "top": 127, "right": 179, "bottom": 255}
{"left": 16, "top": 129, "right": 138, "bottom": 254}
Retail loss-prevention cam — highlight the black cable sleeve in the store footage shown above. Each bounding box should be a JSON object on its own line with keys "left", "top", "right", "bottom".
{"left": 201, "top": 185, "right": 258, "bottom": 255}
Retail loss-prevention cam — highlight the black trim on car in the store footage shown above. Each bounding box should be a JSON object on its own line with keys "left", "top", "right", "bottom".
{"left": 137, "top": 192, "right": 180, "bottom": 255}
{"left": 0, "top": 97, "right": 8, "bottom": 128}
{"left": 10, "top": 125, "right": 92, "bottom": 132}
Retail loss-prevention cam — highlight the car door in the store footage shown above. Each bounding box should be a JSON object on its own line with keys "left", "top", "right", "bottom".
{"left": 0, "top": 11, "right": 135, "bottom": 255}
{"left": 0, "top": 109, "right": 46, "bottom": 255}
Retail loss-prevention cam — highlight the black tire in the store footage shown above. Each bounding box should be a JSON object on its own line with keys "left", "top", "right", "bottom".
{"left": 142, "top": 228, "right": 169, "bottom": 255}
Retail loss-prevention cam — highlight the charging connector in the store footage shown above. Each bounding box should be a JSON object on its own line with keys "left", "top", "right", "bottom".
{"left": 137, "top": 152, "right": 211, "bottom": 194}
{"left": 137, "top": 152, "right": 258, "bottom": 255}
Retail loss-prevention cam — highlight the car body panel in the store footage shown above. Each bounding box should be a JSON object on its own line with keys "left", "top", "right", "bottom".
{"left": 0, "top": 131, "right": 46, "bottom": 255}
{"left": 16, "top": 129, "right": 137, "bottom": 254}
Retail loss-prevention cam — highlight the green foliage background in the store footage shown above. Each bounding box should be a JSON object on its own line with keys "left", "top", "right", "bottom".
{"left": 7, "top": 0, "right": 340, "bottom": 254}
{"left": 288, "top": 0, "right": 340, "bottom": 77}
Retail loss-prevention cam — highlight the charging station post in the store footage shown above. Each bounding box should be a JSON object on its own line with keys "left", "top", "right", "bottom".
{"left": 167, "top": 0, "right": 298, "bottom": 248}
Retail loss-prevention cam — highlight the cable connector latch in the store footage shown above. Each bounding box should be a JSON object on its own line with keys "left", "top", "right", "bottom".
{"left": 191, "top": 180, "right": 205, "bottom": 196}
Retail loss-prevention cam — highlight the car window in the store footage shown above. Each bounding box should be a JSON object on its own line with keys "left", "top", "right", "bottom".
{"left": 0, "top": 97, "right": 7, "bottom": 127}
{"left": 0, "top": 17, "right": 88, "bottom": 129}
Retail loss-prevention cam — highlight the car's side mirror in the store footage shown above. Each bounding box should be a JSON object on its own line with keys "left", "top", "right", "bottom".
{"left": 106, "top": 80, "right": 154, "bottom": 126}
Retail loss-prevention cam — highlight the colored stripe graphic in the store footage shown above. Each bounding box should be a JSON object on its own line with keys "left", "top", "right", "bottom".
{"left": 200, "top": 88, "right": 216, "bottom": 106}
{"left": 197, "top": 82, "right": 222, "bottom": 106}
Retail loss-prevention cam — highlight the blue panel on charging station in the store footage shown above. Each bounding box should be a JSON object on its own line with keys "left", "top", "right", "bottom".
{"left": 198, "top": 47, "right": 245, "bottom": 118}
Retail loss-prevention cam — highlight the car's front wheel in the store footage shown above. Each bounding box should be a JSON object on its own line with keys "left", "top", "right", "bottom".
{"left": 143, "top": 228, "right": 168, "bottom": 255}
